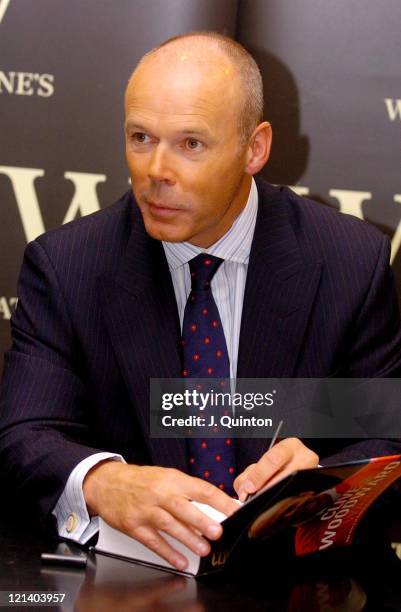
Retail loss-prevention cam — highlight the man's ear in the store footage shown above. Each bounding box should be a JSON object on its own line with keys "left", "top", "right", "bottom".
{"left": 245, "top": 122, "right": 272, "bottom": 175}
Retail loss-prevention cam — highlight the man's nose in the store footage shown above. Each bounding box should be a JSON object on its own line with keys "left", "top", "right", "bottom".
{"left": 147, "top": 144, "right": 175, "bottom": 185}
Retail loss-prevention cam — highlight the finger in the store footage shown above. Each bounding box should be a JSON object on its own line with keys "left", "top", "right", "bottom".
{"left": 263, "top": 448, "right": 319, "bottom": 490}
{"left": 164, "top": 492, "right": 224, "bottom": 541}
{"left": 176, "top": 472, "right": 240, "bottom": 518}
{"left": 130, "top": 524, "right": 189, "bottom": 571}
{"left": 196, "top": 479, "right": 240, "bottom": 517}
{"left": 238, "top": 439, "right": 319, "bottom": 501}
{"left": 189, "top": 525, "right": 203, "bottom": 537}
{"left": 254, "top": 464, "right": 295, "bottom": 494}
{"left": 276, "top": 441, "right": 319, "bottom": 474}
{"left": 237, "top": 439, "right": 301, "bottom": 501}
{"left": 149, "top": 507, "right": 211, "bottom": 557}
{"left": 233, "top": 463, "right": 256, "bottom": 496}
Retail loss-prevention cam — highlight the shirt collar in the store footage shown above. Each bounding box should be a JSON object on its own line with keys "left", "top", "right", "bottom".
{"left": 163, "top": 177, "right": 258, "bottom": 271}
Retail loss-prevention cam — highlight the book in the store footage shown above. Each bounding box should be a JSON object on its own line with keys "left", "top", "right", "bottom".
{"left": 95, "top": 454, "right": 401, "bottom": 576}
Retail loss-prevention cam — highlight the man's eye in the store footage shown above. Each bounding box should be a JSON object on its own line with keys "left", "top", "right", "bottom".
{"left": 185, "top": 138, "right": 202, "bottom": 151}
{"left": 132, "top": 132, "right": 149, "bottom": 144}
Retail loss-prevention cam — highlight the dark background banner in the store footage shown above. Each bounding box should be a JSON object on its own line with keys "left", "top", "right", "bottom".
{"left": 0, "top": 0, "right": 400, "bottom": 372}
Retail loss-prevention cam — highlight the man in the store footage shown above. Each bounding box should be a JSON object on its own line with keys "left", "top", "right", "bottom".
{"left": 1, "top": 32, "right": 401, "bottom": 572}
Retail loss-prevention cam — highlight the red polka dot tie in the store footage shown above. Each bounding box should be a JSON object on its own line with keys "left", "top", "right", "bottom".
{"left": 182, "top": 254, "right": 236, "bottom": 495}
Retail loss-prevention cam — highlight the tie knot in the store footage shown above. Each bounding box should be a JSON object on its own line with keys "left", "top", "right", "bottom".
{"left": 189, "top": 254, "right": 223, "bottom": 291}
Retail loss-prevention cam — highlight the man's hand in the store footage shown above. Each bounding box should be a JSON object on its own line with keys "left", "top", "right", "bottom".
{"left": 83, "top": 461, "right": 239, "bottom": 571}
{"left": 234, "top": 438, "right": 319, "bottom": 502}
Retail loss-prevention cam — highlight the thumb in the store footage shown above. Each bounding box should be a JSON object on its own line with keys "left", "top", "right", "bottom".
{"left": 237, "top": 464, "right": 267, "bottom": 501}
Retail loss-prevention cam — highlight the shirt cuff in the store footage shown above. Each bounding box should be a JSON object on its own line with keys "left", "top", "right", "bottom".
{"left": 52, "top": 452, "right": 126, "bottom": 544}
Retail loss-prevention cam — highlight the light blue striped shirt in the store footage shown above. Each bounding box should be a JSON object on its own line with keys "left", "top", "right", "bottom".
{"left": 53, "top": 177, "right": 258, "bottom": 543}
{"left": 162, "top": 177, "right": 258, "bottom": 379}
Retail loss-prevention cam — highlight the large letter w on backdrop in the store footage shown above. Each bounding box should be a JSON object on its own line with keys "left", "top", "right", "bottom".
{"left": 0, "top": 0, "right": 10, "bottom": 25}
{"left": 0, "top": 166, "right": 105, "bottom": 242}
{"left": 1, "top": 165, "right": 400, "bottom": 263}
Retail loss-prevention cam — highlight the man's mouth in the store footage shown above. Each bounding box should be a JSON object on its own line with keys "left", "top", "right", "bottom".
{"left": 146, "top": 200, "right": 183, "bottom": 218}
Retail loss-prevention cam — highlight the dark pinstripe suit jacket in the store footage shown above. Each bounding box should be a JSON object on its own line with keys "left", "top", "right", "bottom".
{"left": 1, "top": 177, "right": 401, "bottom": 519}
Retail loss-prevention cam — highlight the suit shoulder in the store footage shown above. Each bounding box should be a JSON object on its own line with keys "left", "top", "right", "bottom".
{"left": 32, "top": 191, "right": 133, "bottom": 265}
{"left": 286, "top": 186, "right": 381, "bottom": 237}
{"left": 294, "top": 194, "right": 389, "bottom": 284}
{"left": 38, "top": 190, "right": 132, "bottom": 242}
{"left": 256, "top": 176, "right": 388, "bottom": 270}
{"left": 280, "top": 183, "right": 386, "bottom": 260}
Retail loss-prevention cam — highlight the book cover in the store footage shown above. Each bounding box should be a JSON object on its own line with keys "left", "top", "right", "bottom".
{"left": 95, "top": 455, "right": 401, "bottom": 576}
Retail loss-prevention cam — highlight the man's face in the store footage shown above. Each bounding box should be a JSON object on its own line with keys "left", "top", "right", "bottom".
{"left": 124, "top": 49, "right": 252, "bottom": 247}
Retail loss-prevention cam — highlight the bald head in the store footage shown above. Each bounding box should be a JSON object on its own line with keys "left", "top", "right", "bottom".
{"left": 124, "top": 32, "right": 271, "bottom": 247}
{"left": 126, "top": 32, "right": 264, "bottom": 144}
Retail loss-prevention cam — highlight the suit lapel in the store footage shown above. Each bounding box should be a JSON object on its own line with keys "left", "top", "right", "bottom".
{"left": 98, "top": 203, "right": 187, "bottom": 471}
{"left": 236, "top": 180, "right": 322, "bottom": 472}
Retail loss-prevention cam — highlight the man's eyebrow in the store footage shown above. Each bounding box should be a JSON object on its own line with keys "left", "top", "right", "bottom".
{"left": 125, "top": 120, "right": 146, "bottom": 132}
{"left": 179, "top": 128, "right": 210, "bottom": 137}
{"left": 124, "top": 120, "right": 210, "bottom": 138}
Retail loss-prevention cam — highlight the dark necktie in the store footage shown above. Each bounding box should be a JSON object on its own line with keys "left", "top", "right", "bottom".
{"left": 182, "top": 253, "right": 236, "bottom": 495}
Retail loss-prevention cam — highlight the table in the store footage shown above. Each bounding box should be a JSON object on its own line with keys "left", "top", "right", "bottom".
{"left": 2, "top": 506, "right": 401, "bottom": 611}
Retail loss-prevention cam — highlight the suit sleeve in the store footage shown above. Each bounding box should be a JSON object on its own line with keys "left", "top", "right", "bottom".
{"left": 0, "top": 239, "right": 105, "bottom": 519}
{"left": 321, "top": 233, "right": 401, "bottom": 464}
{"left": 346, "top": 234, "right": 401, "bottom": 377}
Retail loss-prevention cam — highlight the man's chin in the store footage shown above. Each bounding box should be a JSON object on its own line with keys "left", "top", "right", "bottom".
{"left": 142, "top": 220, "right": 192, "bottom": 243}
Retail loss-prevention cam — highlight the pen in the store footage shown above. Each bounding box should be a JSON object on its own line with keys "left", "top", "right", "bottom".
{"left": 244, "top": 419, "right": 284, "bottom": 502}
